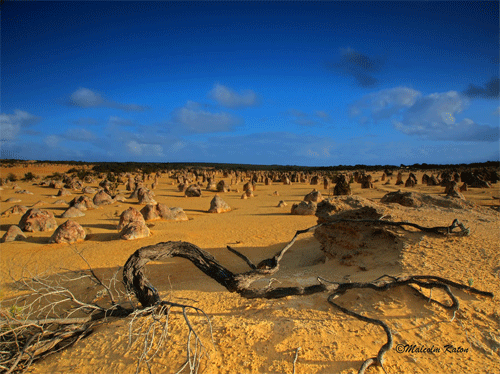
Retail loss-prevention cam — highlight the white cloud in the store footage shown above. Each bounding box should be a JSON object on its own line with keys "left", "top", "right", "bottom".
{"left": 70, "top": 88, "right": 105, "bottom": 108}
{"left": 350, "top": 87, "right": 499, "bottom": 142}
{"left": 349, "top": 87, "right": 421, "bottom": 123}
{"left": 315, "top": 110, "right": 331, "bottom": 121}
{"left": 171, "top": 101, "right": 242, "bottom": 133}
{"left": 69, "top": 88, "right": 147, "bottom": 112}
{"left": 126, "top": 140, "right": 163, "bottom": 156}
{"left": 44, "top": 135, "right": 61, "bottom": 148}
{"left": 64, "top": 128, "right": 96, "bottom": 141}
{"left": 209, "top": 84, "right": 260, "bottom": 108}
{"left": 0, "top": 110, "right": 41, "bottom": 141}
{"left": 109, "top": 116, "right": 135, "bottom": 127}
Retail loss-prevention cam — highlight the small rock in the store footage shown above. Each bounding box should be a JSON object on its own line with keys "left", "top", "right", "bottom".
{"left": 49, "top": 220, "right": 86, "bottom": 244}
{"left": 1, "top": 225, "right": 27, "bottom": 243}
{"left": 19, "top": 208, "right": 57, "bottom": 232}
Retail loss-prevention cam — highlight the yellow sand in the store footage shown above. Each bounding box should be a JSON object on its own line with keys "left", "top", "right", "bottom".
{"left": 1, "top": 164, "right": 499, "bottom": 374}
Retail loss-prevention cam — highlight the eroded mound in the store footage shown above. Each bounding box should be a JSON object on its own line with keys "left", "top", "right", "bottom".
{"left": 314, "top": 197, "right": 402, "bottom": 270}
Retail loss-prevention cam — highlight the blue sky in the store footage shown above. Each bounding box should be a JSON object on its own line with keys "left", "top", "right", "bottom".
{"left": 1, "top": 1, "right": 499, "bottom": 166}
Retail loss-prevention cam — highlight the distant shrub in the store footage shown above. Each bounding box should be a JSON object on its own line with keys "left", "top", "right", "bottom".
{"left": 48, "top": 172, "right": 63, "bottom": 181}
{"left": 22, "top": 172, "right": 37, "bottom": 181}
{"left": 6, "top": 173, "right": 17, "bottom": 182}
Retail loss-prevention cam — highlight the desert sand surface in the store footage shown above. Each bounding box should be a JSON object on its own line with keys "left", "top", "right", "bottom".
{"left": 1, "top": 163, "right": 499, "bottom": 374}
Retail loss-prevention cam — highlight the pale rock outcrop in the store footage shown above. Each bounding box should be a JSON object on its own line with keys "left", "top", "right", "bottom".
{"left": 137, "top": 188, "right": 156, "bottom": 204}
{"left": 120, "top": 221, "right": 150, "bottom": 240}
{"left": 93, "top": 190, "right": 113, "bottom": 206}
{"left": 61, "top": 207, "right": 86, "bottom": 218}
{"left": 70, "top": 196, "right": 96, "bottom": 211}
{"left": 1, "top": 225, "right": 27, "bottom": 243}
{"left": 49, "top": 220, "right": 86, "bottom": 244}
{"left": 208, "top": 195, "right": 231, "bottom": 213}
{"left": 185, "top": 184, "right": 202, "bottom": 197}
{"left": 304, "top": 189, "right": 323, "bottom": 203}
{"left": 1, "top": 205, "right": 28, "bottom": 217}
{"left": 118, "top": 207, "right": 145, "bottom": 231}
{"left": 333, "top": 175, "right": 351, "bottom": 196}
{"left": 291, "top": 201, "right": 317, "bottom": 215}
{"left": 19, "top": 209, "right": 57, "bottom": 232}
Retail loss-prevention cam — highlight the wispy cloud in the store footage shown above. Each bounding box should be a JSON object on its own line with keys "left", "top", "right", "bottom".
{"left": 108, "top": 116, "right": 136, "bottom": 127}
{"left": 0, "top": 110, "right": 41, "bottom": 141}
{"left": 126, "top": 140, "right": 164, "bottom": 156}
{"left": 285, "top": 108, "right": 331, "bottom": 127}
{"left": 171, "top": 101, "right": 243, "bottom": 133}
{"left": 325, "top": 47, "right": 383, "bottom": 88}
{"left": 63, "top": 128, "right": 96, "bottom": 141}
{"left": 208, "top": 84, "right": 260, "bottom": 108}
{"left": 462, "top": 77, "right": 500, "bottom": 99}
{"left": 68, "top": 88, "right": 148, "bottom": 111}
{"left": 73, "top": 117, "right": 99, "bottom": 126}
{"left": 351, "top": 87, "right": 499, "bottom": 142}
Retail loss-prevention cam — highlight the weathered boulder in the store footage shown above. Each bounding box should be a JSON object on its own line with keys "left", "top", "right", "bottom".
{"left": 216, "top": 180, "right": 229, "bottom": 193}
{"left": 19, "top": 209, "right": 57, "bottom": 232}
{"left": 381, "top": 190, "right": 473, "bottom": 209}
{"left": 208, "top": 195, "right": 231, "bottom": 213}
{"left": 277, "top": 200, "right": 287, "bottom": 207}
{"left": 1, "top": 205, "right": 28, "bottom": 217}
{"left": 395, "top": 172, "right": 404, "bottom": 185}
{"left": 49, "top": 220, "right": 86, "bottom": 244}
{"left": 82, "top": 186, "right": 97, "bottom": 194}
{"left": 93, "top": 190, "right": 113, "bottom": 206}
{"left": 140, "top": 203, "right": 187, "bottom": 221}
{"left": 53, "top": 199, "right": 69, "bottom": 205}
{"left": 243, "top": 182, "right": 253, "bottom": 192}
{"left": 15, "top": 190, "right": 33, "bottom": 195}
{"left": 118, "top": 207, "right": 145, "bottom": 231}
{"left": 1, "top": 225, "right": 27, "bottom": 243}
{"left": 304, "top": 189, "right": 323, "bottom": 203}
{"left": 185, "top": 184, "right": 202, "bottom": 197}
{"left": 291, "top": 201, "right": 317, "bottom": 215}
{"left": 445, "top": 181, "right": 465, "bottom": 200}
{"left": 70, "top": 196, "right": 96, "bottom": 211}
{"left": 333, "top": 175, "right": 351, "bottom": 196}
{"left": 56, "top": 188, "right": 72, "bottom": 197}
{"left": 206, "top": 180, "right": 217, "bottom": 190}
{"left": 61, "top": 206, "right": 86, "bottom": 218}
{"left": 405, "top": 173, "right": 417, "bottom": 187}
{"left": 138, "top": 188, "right": 156, "bottom": 204}
{"left": 314, "top": 199, "right": 396, "bottom": 265}
{"left": 427, "top": 174, "right": 440, "bottom": 186}
{"left": 120, "top": 221, "right": 150, "bottom": 240}
{"left": 5, "top": 198, "right": 21, "bottom": 203}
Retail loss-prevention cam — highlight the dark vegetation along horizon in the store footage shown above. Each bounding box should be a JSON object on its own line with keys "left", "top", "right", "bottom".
{"left": 1, "top": 158, "right": 499, "bottom": 174}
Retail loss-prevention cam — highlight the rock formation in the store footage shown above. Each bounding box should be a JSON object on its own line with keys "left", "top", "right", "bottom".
{"left": 208, "top": 195, "right": 231, "bottom": 213}
{"left": 1, "top": 225, "right": 27, "bottom": 243}
{"left": 118, "top": 207, "right": 145, "bottom": 231}
{"left": 49, "top": 220, "right": 86, "bottom": 244}
{"left": 304, "top": 189, "right": 323, "bottom": 203}
{"left": 19, "top": 209, "right": 57, "bottom": 232}
{"left": 185, "top": 184, "right": 202, "bottom": 197}
{"left": 291, "top": 201, "right": 317, "bottom": 215}
{"left": 61, "top": 207, "right": 86, "bottom": 218}
{"left": 333, "top": 174, "right": 351, "bottom": 196}
{"left": 93, "top": 190, "right": 113, "bottom": 206}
